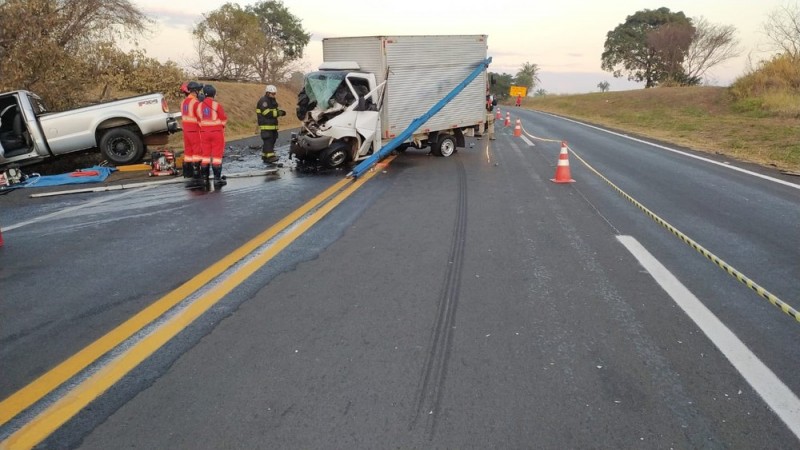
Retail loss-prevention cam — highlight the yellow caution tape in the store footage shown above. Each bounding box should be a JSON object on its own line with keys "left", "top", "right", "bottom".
{"left": 565, "top": 145, "right": 799, "bottom": 323}
{"left": 514, "top": 119, "right": 796, "bottom": 321}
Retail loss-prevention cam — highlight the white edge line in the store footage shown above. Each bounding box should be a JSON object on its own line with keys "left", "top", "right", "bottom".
{"left": 617, "top": 235, "right": 800, "bottom": 441}
{"left": 520, "top": 135, "right": 535, "bottom": 147}
{"left": 536, "top": 111, "right": 800, "bottom": 190}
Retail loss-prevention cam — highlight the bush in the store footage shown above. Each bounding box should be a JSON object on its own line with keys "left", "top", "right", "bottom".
{"left": 730, "top": 54, "right": 800, "bottom": 117}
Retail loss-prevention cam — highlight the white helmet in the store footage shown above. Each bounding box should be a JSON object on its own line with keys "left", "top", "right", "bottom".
{"left": 265, "top": 85, "right": 277, "bottom": 94}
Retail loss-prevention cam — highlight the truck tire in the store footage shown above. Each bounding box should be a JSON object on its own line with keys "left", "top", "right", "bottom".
{"left": 321, "top": 142, "right": 349, "bottom": 168}
{"left": 99, "top": 128, "right": 145, "bottom": 166}
{"left": 432, "top": 134, "right": 456, "bottom": 157}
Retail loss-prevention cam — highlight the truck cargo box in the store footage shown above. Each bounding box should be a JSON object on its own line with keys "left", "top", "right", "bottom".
{"left": 322, "top": 35, "right": 488, "bottom": 140}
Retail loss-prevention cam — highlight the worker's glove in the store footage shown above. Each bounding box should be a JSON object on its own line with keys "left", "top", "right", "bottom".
{"left": 278, "top": 109, "right": 286, "bottom": 117}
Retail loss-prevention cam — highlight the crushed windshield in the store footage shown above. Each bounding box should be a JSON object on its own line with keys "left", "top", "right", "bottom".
{"left": 304, "top": 71, "right": 348, "bottom": 108}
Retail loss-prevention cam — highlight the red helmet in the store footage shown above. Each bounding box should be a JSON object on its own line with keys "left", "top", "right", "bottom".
{"left": 180, "top": 82, "right": 190, "bottom": 95}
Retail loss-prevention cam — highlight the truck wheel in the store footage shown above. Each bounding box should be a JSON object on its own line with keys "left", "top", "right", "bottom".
{"left": 321, "top": 142, "right": 349, "bottom": 168}
{"left": 432, "top": 134, "right": 456, "bottom": 157}
{"left": 100, "top": 128, "right": 145, "bottom": 165}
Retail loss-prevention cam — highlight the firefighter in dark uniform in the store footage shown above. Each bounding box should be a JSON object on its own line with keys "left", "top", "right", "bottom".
{"left": 256, "top": 84, "right": 286, "bottom": 164}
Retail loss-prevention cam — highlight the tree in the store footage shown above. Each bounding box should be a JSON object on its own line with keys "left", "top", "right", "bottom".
{"left": 763, "top": 2, "right": 800, "bottom": 59}
{"left": 601, "top": 7, "right": 693, "bottom": 88}
{"left": 534, "top": 89, "right": 547, "bottom": 97}
{"left": 683, "top": 17, "right": 740, "bottom": 84}
{"left": 192, "top": 3, "right": 260, "bottom": 80}
{"left": 597, "top": 81, "right": 611, "bottom": 92}
{"left": 489, "top": 72, "right": 513, "bottom": 100}
{"left": 0, "top": 0, "right": 158, "bottom": 108}
{"left": 514, "top": 62, "right": 541, "bottom": 94}
{"left": 647, "top": 21, "right": 695, "bottom": 84}
{"left": 246, "top": 0, "right": 310, "bottom": 83}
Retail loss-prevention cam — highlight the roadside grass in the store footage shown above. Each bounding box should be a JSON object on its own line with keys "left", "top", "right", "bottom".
{"left": 524, "top": 86, "right": 800, "bottom": 172}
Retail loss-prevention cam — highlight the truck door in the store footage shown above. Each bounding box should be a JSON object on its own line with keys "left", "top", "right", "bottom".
{"left": 347, "top": 75, "right": 382, "bottom": 157}
{"left": 0, "top": 95, "right": 35, "bottom": 163}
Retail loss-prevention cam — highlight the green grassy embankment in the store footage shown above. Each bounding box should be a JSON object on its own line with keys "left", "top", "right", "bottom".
{"left": 523, "top": 56, "right": 800, "bottom": 174}
{"left": 522, "top": 86, "right": 799, "bottom": 173}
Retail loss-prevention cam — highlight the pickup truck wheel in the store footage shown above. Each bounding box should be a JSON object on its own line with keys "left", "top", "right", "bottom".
{"left": 100, "top": 128, "right": 145, "bottom": 165}
{"left": 432, "top": 134, "right": 456, "bottom": 157}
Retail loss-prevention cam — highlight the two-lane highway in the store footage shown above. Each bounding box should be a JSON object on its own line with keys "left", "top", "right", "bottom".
{"left": 1, "top": 120, "right": 798, "bottom": 448}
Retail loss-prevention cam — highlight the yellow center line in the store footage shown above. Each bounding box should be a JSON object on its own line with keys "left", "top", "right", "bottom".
{"left": 0, "top": 176, "right": 354, "bottom": 428}
{"left": 3, "top": 163, "right": 385, "bottom": 449}
{"left": 2, "top": 161, "right": 390, "bottom": 449}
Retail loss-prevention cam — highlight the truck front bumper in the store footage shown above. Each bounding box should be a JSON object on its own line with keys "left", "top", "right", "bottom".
{"left": 290, "top": 134, "right": 332, "bottom": 159}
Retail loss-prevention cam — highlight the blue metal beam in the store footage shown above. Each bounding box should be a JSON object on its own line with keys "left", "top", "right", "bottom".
{"left": 347, "top": 56, "right": 492, "bottom": 179}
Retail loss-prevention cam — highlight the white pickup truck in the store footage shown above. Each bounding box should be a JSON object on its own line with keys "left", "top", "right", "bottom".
{"left": 0, "top": 89, "right": 179, "bottom": 169}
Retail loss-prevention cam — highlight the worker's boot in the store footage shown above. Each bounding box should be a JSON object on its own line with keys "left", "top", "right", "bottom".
{"left": 212, "top": 165, "right": 226, "bottom": 188}
{"left": 182, "top": 158, "right": 194, "bottom": 178}
{"left": 185, "top": 162, "right": 202, "bottom": 188}
{"left": 202, "top": 165, "right": 211, "bottom": 185}
{"left": 262, "top": 152, "right": 278, "bottom": 164}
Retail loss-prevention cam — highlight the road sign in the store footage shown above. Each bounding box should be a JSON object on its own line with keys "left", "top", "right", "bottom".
{"left": 509, "top": 85, "right": 527, "bottom": 97}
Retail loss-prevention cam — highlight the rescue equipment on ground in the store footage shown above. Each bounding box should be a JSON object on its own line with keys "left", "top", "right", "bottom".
{"left": 0, "top": 168, "right": 26, "bottom": 186}
{"left": 148, "top": 150, "right": 178, "bottom": 177}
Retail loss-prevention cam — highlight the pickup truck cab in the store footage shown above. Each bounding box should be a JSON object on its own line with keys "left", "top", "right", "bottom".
{"left": 0, "top": 90, "right": 179, "bottom": 169}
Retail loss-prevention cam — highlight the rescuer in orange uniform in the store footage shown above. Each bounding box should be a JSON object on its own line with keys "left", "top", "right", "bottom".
{"left": 180, "top": 81, "right": 203, "bottom": 179}
{"left": 197, "top": 84, "right": 228, "bottom": 188}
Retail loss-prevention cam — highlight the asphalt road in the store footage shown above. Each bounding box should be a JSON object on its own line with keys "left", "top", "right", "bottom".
{"left": 1, "top": 117, "right": 798, "bottom": 448}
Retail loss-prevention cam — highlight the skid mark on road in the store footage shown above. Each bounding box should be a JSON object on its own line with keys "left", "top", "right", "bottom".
{"left": 412, "top": 160, "right": 468, "bottom": 439}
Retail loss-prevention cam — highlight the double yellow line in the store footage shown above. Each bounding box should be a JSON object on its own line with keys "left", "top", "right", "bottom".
{"left": 0, "top": 158, "right": 391, "bottom": 449}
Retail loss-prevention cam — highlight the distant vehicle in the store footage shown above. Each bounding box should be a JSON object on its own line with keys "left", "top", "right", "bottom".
{"left": 290, "top": 35, "right": 488, "bottom": 168}
{"left": 0, "top": 90, "right": 179, "bottom": 168}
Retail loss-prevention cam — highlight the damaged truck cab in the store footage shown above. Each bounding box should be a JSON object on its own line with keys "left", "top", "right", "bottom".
{"left": 290, "top": 35, "right": 488, "bottom": 169}
{"left": 291, "top": 63, "right": 384, "bottom": 168}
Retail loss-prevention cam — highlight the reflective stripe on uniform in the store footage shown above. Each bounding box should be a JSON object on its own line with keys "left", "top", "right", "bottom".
{"left": 256, "top": 108, "right": 279, "bottom": 118}
{"left": 200, "top": 100, "right": 226, "bottom": 130}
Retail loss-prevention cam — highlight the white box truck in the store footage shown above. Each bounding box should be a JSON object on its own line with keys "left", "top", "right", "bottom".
{"left": 290, "top": 35, "right": 489, "bottom": 168}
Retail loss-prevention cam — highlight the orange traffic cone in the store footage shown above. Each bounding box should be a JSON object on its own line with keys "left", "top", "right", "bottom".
{"left": 0, "top": 227, "right": 4, "bottom": 247}
{"left": 496, "top": 108, "right": 501, "bottom": 120}
{"left": 504, "top": 112, "right": 511, "bottom": 127}
{"left": 551, "top": 141, "right": 575, "bottom": 183}
{"left": 513, "top": 119, "right": 522, "bottom": 137}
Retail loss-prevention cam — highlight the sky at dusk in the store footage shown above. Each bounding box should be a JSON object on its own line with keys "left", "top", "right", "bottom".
{"left": 130, "top": 0, "right": 790, "bottom": 93}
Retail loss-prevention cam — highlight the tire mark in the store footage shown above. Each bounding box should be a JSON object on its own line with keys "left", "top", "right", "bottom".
{"left": 411, "top": 160, "right": 468, "bottom": 439}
